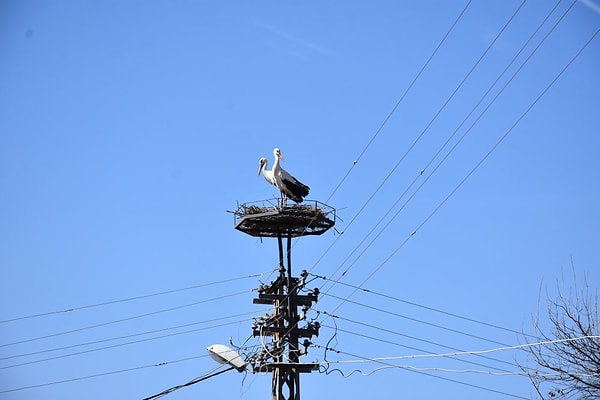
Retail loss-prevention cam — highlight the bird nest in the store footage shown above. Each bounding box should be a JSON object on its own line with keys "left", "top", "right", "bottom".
{"left": 231, "top": 199, "right": 336, "bottom": 238}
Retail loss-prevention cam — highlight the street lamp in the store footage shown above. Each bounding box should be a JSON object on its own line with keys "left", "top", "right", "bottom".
{"left": 207, "top": 344, "right": 247, "bottom": 372}
{"left": 142, "top": 344, "right": 247, "bottom": 399}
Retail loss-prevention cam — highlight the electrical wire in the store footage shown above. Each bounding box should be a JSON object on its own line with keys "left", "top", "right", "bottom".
{"left": 0, "top": 340, "right": 264, "bottom": 395}
{"left": 307, "top": 0, "right": 474, "bottom": 271}
{"left": 316, "top": 363, "right": 600, "bottom": 378}
{"left": 318, "top": 322, "right": 512, "bottom": 373}
{"left": 0, "top": 354, "right": 209, "bottom": 394}
{"left": 0, "top": 272, "right": 265, "bottom": 324}
{"left": 310, "top": 273, "right": 534, "bottom": 339}
{"left": 316, "top": 311, "right": 516, "bottom": 371}
{"left": 1, "top": 289, "right": 251, "bottom": 348}
{"left": 311, "top": 343, "right": 530, "bottom": 399}
{"left": 330, "top": 0, "right": 528, "bottom": 239}
{"left": 142, "top": 365, "right": 235, "bottom": 400}
{"left": 313, "top": 338, "right": 600, "bottom": 398}
{"left": 314, "top": 0, "right": 568, "bottom": 289}
{"left": 362, "top": 21, "right": 600, "bottom": 287}
{"left": 325, "top": 0, "right": 473, "bottom": 204}
{"left": 320, "top": 335, "right": 600, "bottom": 363}
{"left": 258, "top": 319, "right": 282, "bottom": 362}
{"left": 275, "top": 1, "right": 476, "bottom": 293}
{"left": 321, "top": 13, "right": 598, "bottom": 326}
{"left": 1, "top": 309, "right": 268, "bottom": 362}
{"left": 0, "top": 317, "right": 255, "bottom": 370}
{"left": 322, "top": 293, "right": 511, "bottom": 347}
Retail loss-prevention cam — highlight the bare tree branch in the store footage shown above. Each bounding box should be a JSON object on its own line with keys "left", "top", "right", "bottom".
{"left": 518, "top": 264, "right": 600, "bottom": 399}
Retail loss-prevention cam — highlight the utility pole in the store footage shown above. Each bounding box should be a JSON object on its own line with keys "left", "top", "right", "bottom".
{"left": 233, "top": 199, "right": 335, "bottom": 400}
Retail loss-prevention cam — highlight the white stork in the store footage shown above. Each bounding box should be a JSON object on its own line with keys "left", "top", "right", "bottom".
{"left": 272, "top": 147, "right": 310, "bottom": 206}
{"left": 258, "top": 157, "right": 277, "bottom": 187}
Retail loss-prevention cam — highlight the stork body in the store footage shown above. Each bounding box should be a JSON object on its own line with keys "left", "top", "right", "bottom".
{"left": 272, "top": 148, "right": 310, "bottom": 206}
{"left": 258, "top": 157, "right": 277, "bottom": 187}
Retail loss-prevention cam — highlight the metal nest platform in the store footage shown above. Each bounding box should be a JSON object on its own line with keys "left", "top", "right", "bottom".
{"left": 232, "top": 198, "right": 336, "bottom": 238}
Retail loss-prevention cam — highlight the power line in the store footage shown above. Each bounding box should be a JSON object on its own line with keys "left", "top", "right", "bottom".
{"left": 1, "top": 309, "right": 267, "bottom": 362}
{"left": 1, "top": 289, "right": 251, "bottom": 348}
{"left": 142, "top": 366, "right": 235, "bottom": 400}
{"left": 318, "top": 323, "right": 506, "bottom": 373}
{"left": 308, "top": 1, "right": 473, "bottom": 272}
{"left": 363, "top": 22, "right": 600, "bottom": 290}
{"left": 316, "top": 309, "right": 517, "bottom": 370}
{"left": 312, "top": 0, "right": 526, "bottom": 286}
{"left": 315, "top": 0, "right": 567, "bottom": 290}
{"left": 313, "top": 343, "right": 530, "bottom": 399}
{"left": 0, "top": 354, "right": 208, "bottom": 394}
{"left": 286, "top": 0, "right": 475, "bottom": 282}
{"left": 332, "top": 364, "right": 600, "bottom": 378}
{"left": 310, "top": 273, "right": 533, "bottom": 338}
{"left": 0, "top": 341, "right": 265, "bottom": 394}
{"left": 318, "top": 319, "right": 515, "bottom": 372}
{"left": 0, "top": 317, "right": 255, "bottom": 370}
{"left": 0, "top": 272, "right": 265, "bottom": 324}
{"left": 324, "top": 0, "right": 473, "bottom": 204}
{"left": 323, "top": 335, "right": 600, "bottom": 363}
{"left": 320, "top": 294, "right": 511, "bottom": 347}
{"left": 312, "top": 336, "right": 600, "bottom": 398}
{"left": 321, "top": 8, "right": 597, "bottom": 322}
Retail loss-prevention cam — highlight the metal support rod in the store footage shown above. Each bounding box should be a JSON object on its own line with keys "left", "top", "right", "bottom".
{"left": 287, "top": 234, "right": 300, "bottom": 400}
{"left": 278, "top": 235, "right": 284, "bottom": 272}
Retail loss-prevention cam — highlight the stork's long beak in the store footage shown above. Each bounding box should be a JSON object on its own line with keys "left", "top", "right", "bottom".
{"left": 278, "top": 153, "right": 286, "bottom": 162}
{"left": 257, "top": 164, "right": 263, "bottom": 176}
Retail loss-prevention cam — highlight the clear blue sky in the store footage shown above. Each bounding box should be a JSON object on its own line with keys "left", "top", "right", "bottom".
{"left": 1, "top": 1, "right": 599, "bottom": 399}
